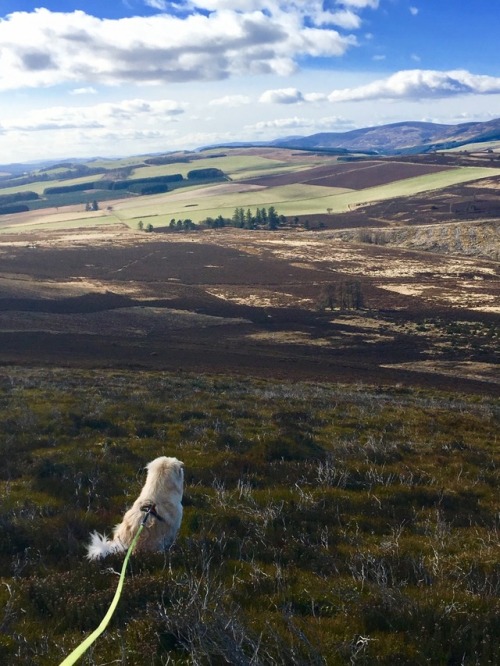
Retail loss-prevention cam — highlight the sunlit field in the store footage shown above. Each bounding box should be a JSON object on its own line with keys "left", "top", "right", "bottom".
{"left": 2, "top": 146, "right": 499, "bottom": 234}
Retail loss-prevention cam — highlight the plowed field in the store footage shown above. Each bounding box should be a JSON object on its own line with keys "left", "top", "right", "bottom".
{"left": 241, "top": 160, "right": 452, "bottom": 189}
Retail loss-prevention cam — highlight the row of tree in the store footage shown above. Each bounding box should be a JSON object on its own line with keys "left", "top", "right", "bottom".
{"left": 137, "top": 220, "right": 155, "bottom": 232}
{"left": 0, "top": 190, "right": 40, "bottom": 215}
{"left": 144, "top": 206, "right": 288, "bottom": 233}
{"left": 201, "top": 206, "right": 286, "bottom": 230}
{"left": 43, "top": 168, "right": 226, "bottom": 197}
{"left": 167, "top": 218, "right": 196, "bottom": 231}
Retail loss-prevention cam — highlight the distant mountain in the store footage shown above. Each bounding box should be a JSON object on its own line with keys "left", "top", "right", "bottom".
{"left": 272, "top": 118, "right": 500, "bottom": 154}
{"left": 0, "top": 157, "right": 97, "bottom": 178}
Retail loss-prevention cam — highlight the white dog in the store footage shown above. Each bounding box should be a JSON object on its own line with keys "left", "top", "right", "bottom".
{"left": 86, "top": 456, "right": 184, "bottom": 560}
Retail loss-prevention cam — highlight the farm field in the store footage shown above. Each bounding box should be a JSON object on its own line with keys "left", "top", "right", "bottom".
{"left": 2, "top": 147, "right": 500, "bottom": 232}
{"left": 2, "top": 165, "right": 497, "bottom": 234}
{"left": 102, "top": 163, "right": 500, "bottom": 226}
{"left": 0, "top": 173, "right": 98, "bottom": 197}
{"left": 240, "top": 159, "right": 453, "bottom": 189}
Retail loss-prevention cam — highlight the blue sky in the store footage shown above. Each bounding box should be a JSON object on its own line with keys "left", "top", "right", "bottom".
{"left": 1, "top": 1, "right": 499, "bottom": 161}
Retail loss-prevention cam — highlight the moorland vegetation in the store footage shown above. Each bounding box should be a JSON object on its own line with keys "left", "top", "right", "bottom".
{"left": 0, "top": 369, "right": 498, "bottom": 664}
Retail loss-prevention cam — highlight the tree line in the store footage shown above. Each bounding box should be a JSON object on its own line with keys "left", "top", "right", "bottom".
{"left": 163, "top": 206, "right": 287, "bottom": 232}
{"left": 43, "top": 168, "right": 226, "bottom": 197}
{"left": 0, "top": 190, "right": 40, "bottom": 215}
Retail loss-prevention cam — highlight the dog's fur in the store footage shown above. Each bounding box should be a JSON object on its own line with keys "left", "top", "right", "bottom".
{"left": 86, "top": 456, "right": 184, "bottom": 560}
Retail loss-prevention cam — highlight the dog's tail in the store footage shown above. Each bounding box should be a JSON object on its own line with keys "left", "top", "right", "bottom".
{"left": 86, "top": 532, "right": 126, "bottom": 560}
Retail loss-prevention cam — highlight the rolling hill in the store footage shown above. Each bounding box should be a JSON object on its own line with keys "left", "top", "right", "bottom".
{"left": 272, "top": 117, "right": 500, "bottom": 154}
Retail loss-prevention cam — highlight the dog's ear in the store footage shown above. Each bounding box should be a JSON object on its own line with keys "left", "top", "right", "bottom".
{"left": 175, "top": 461, "right": 184, "bottom": 477}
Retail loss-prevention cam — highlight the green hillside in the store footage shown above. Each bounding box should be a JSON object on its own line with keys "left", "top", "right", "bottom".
{"left": 1, "top": 148, "right": 499, "bottom": 234}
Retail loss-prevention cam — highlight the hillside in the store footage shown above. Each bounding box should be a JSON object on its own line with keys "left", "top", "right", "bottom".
{"left": 0, "top": 146, "right": 498, "bottom": 394}
{"left": 327, "top": 218, "right": 500, "bottom": 261}
{"left": 273, "top": 117, "right": 500, "bottom": 154}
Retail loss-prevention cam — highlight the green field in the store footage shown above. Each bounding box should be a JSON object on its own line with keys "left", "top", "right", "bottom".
{"left": 142, "top": 155, "right": 278, "bottom": 177}
{"left": 0, "top": 173, "right": 99, "bottom": 197}
{"left": 0, "top": 214, "right": 121, "bottom": 233}
{"left": 111, "top": 165, "right": 500, "bottom": 227}
{"left": 1, "top": 147, "right": 500, "bottom": 233}
{"left": 128, "top": 153, "right": 324, "bottom": 181}
{"left": 442, "top": 141, "right": 500, "bottom": 153}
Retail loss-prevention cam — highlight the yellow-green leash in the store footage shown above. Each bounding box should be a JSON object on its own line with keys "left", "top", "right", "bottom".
{"left": 59, "top": 505, "right": 154, "bottom": 666}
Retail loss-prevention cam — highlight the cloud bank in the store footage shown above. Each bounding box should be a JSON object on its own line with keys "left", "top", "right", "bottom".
{"left": 2, "top": 98, "right": 186, "bottom": 133}
{"left": 0, "top": 3, "right": 373, "bottom": 91}
{"left": 260, "top": 70, "right": 500, "bottom": 106}
{"left": 327, "top": 70, "right": 500, "bottom": 102}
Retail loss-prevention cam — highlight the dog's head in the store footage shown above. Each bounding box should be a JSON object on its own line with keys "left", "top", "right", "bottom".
{"left": 146, "top": 456, "right": 184, "bottom": 494}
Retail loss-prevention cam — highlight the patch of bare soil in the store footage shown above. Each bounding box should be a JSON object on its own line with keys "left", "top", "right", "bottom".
{"left": 0, "top": 224, "right": 497, "bottom": 396}
{"left": 240, "top": 160, "right": 452, "bottom": 189}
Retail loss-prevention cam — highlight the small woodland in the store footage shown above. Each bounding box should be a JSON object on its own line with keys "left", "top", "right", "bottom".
{"left": 0, "top": 166, "right": 227, "bottom": 214}
{"left": 0, "top": 367, "right": 498, "bottom": 665}
{"left": 153, "top": 206, "right": 288, "bottom": 233}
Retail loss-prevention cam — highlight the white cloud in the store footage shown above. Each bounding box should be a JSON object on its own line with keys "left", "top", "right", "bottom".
{"left": 182, "top": 1, "right": 378, "bottom": 18}
{"left": 70, "top": 87, "right": 98, "bottom": 95}
{"left": 304, "top": 92, "right": 329, "bottom": 103}
{"left": 409, "top": 6, "right": 419, "bottom": 16}
{"left": 144, "top": 0, "right": 169, "bottom": 9}
{"left": 325, "top": 10, "right": 362, "bottom": 29}
{"left": 260, "top": 88, "right": 304, "bottom": 104}
{"left": 316, "top": 115, "right": 356, "bottom": 129}
{"left": 246, "top": 114, "right": 356, "bottom": 132}
{"left": 248, "top": 116, "right": 310, "bottom": 130}
{"left": 260, "top": 87, "right": 328, "bottom": 104}
{"left": 327, "top": 69, "right": 500, "bottom": 102}
{"left": 209, "top": 94, "right": 252, "bottom": 106}
{"left": 3, "top": 98, "right": 186, "bottom": 133}
{"left": 0, "top": 6, "right": 363, "bottom": 91}
{"left": 337, "top": 0, "right": 379, "bottom": 9}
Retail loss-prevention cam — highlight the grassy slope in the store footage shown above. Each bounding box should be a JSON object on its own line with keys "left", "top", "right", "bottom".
{"left": 0, "top": 174, "right": 100, "bottom": 197}
{"left": 130, "top": 154, "right": 291, "bottom": 179}
{"left": 1, "top": 149, "right": 499, "bottom": 232}
{"left": 111, "top": 165, "right": 500, "bottom": 226}
{"left": 443, "top": 141, "right": 500, "bottom": 152}
{"left": 0, "top": 214, "right": 119, "bottom": 233}
{"left": 0, "top": 368, "right": 498, "bottom": 665}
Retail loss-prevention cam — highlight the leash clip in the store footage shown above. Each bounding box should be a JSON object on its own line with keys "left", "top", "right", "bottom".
{"left": 140, "top": 501, "right": 164, "bottom": 524}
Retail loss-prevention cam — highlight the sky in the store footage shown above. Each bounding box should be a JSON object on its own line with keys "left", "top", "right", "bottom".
{"left": 1, "top": 0, "right": 500, "bottom": 162}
